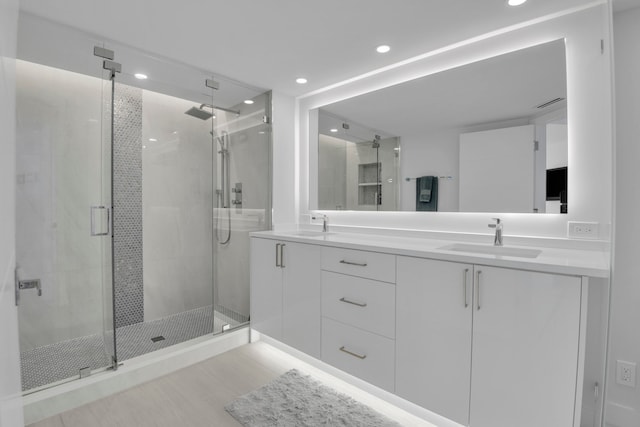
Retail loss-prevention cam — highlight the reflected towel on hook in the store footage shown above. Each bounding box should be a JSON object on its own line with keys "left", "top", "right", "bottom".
{"left": 416, "top": 176, "right": 438, "bottom": 211}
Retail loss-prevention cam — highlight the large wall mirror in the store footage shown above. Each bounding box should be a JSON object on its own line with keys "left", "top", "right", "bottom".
{"left": 312, "top": 39, "right": 568, "bottom": 214}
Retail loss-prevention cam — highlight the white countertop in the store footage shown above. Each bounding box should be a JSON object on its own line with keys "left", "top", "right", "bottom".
{"left": 251, "top": 230, "right": 610, "bottom": 278}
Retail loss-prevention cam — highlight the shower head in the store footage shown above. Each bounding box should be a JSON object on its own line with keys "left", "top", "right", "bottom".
{"left": 185, "top": 104, "right": 214, "bottom": 120}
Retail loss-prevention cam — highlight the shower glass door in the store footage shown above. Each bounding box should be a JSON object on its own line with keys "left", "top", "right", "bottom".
{"left": 15, "top": 53, "right": 115, "bottom": 392}
{"left": 212, "top": 92, "right": 272, "bottom": 334}
{"left": 105, "top": 44, "right": 271, "bottom": 359}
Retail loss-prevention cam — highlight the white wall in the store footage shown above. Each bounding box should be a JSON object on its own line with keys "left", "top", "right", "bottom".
{"left": 142, "top": 90, "right": 213, "bottom": 321}
{"left": 300, "top": 5, "right": 612, "bottom": 242}
{"left": 318, "top": 134, "right": 347, "bottom": 210}
{"left": 272, "top": 92, "right": 297, "bottom": 228}
{"left": 606, "top": 6, "right": 640, "bottom": 426}
{"left": 0, "top": 0, "right": 24, "bottom": 424}
{"left": 400, "top": 130, "right": 459, "bottom": 212}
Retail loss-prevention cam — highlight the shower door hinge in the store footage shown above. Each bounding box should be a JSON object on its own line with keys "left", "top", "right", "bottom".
{"left": 601, "top": 39, "right": 605, "bottom": 55}
{"left": 93, "top": 46, "right": 114, "bottom": 60}
{"left": 103, "top": 60, "right": 122, "bottom": 75}
{"left": 263, "top": 115, "right": 271, "bottom": 124}
{"left": 534, "top": 140, "right": 539, "bottom": 151}
{"left": 206, "top": 79, "right": 220, "bottom": 90}
{"left": 79, "top": 367, "right": 92, "bottom": 379}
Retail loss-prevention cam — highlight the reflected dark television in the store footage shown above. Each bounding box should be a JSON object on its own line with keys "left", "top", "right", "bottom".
{"left": 546, "top": 167, "right": 567, "bottom": 201}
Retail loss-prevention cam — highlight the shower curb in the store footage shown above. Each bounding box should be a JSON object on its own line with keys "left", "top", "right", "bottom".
{"left": 22, "top": 328, "right": 250, "bottom": 425}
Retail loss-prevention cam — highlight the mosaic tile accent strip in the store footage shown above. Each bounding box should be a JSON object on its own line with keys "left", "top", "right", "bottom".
{"left": 113, "top": 83, "right": 144, "bottom": 327}
{"left": 20, "top": 306, "right": 241, "bottom": 391}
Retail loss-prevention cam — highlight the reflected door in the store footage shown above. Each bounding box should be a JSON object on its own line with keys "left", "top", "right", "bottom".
{"left": 459, "top": 125, "right": 535, "bottom": 213}
{"left": 15, "top": 59, "right": 115, "bottom": 392}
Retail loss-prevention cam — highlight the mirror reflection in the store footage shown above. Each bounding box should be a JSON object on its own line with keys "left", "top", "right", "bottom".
{"left": 314, "top": 39, "right": 568, "bottom": 214}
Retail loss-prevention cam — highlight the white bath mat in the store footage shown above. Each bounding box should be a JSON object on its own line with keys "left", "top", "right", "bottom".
{"left": 225, "top": 369, "right": 402, "bottom": 426}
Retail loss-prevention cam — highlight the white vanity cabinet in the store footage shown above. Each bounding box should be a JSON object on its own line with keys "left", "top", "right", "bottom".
{"left": 469, "top": 265, "right": 581, "bottom": 427}
{"left": 320, "top": 247, "right": 397, "bottom": 392}
{"left": 396, "top": 257, "right": 474, "bottom": 426}
{"left": 250, "top": 237, "right": 321, "bottom": 358}
{"left": 396, "top": 256, "right": 582, "bottom": 427}
{"left": 250, "top": 232, "right": 602, "bottom": 427}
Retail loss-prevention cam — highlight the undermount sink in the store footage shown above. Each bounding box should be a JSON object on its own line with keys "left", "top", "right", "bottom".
{"left": 289, "top": 230, "right": 336, "bottom": 237}
{"left": 439, "top": 243, "right": 542, "bottom": 259}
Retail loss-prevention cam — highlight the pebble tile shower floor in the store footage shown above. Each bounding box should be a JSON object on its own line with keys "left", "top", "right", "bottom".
{"left": 20, "top": 305, "right": 247, "bottom": 391}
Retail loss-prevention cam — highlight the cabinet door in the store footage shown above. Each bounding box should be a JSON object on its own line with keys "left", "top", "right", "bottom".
{"left": 470, "top": 266, "right": 581, "bottom": 427}
{"left": 396, "top": 256, "right": 473, "bottom": 426}
{"left": 282, "top": 242, "right": 321, "bottom": 358}
{"left": 250, "top": 238, "right": 283, "bottom": 340}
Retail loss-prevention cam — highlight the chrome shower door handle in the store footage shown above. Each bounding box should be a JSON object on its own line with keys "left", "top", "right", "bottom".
{"left": 90, "top": 206, "right": 111, "bottom": 236}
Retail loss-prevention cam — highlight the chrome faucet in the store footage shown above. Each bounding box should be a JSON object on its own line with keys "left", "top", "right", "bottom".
{"left": 488, "top": 218, "right": 503, "bottom": 246}
{"left": 311, "top": 214, "right": 329, "bottom": 232}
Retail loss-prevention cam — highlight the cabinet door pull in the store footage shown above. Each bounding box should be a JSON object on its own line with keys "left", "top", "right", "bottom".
{"left": 463, "top": 268, "right": 469, "bottom": 308}
{"left": 339, "top": 297, "right": 367, "bottom": 307}
{"left": 275, "top": 243, "right": 281, "bottom": 267}
{"left": 476, "top": 270, "right": 482, "bottom": 310}
{"left": 339, "top": 346, "right": 367, "bottom": 360}
{"left": 339, "top": 260, "right": 367, "bottom": 267}
{"left": 280, "top": 243, "right": 286, "bottom": 268}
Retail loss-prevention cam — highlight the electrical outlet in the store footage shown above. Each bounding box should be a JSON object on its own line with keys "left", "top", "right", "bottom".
{"left": 616, "top": 360, "right": 636, "bottom": 388}
{"left": 567, "top": 221, "right": 599, "bottom": 239}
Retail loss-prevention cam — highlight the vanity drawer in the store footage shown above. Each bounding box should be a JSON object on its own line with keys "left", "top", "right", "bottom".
{"left": 321, "top": 247, "right": 396, "bottom": 283}
{"left": 322, "top": 271, "right": 395, "bottom": 339}
{"left": 321, "top": 317, "right": 395, "bottom": 392}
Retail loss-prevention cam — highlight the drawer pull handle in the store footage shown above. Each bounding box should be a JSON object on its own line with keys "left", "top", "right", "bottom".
{"left": 463, "top": 268, "right": 469, "bottom": 308}
{"left": 339, "top": 346, "right": 367, "bottom": 360}
{"left": 339, "top": 260, "right": 368, "bottom": 267}
{"left": 339, "top": 297, "right": 367, "bottom": 307}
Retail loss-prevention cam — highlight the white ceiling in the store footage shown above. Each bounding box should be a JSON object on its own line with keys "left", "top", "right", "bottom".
{"left": 19, "top": 0, "right": 603, "bottom": 97}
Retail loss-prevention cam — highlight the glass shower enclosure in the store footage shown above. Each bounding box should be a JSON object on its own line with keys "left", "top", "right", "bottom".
{"left": 15, "top": 36, "right": 271, "bottom": 392}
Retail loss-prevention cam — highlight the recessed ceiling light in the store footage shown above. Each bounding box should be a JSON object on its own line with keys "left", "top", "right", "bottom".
{"left": 149, "top": 138, "right": 157, "bottom": 142}
{"left": 296, "top": 78, "right": 308, "bottom": 84}
{"left": 330, "top": 128, "right": 338, "bottom": 133}
{"left": 376, "top": 45, "right": 391, "bottom": 53}
{"left": 258, "top": 131, "right": 265, "bottom": 135}
{"left": 244, "top": 99, "right": 254, "bottom": 105}
{"left": 507, "top": 0, "right": 527, "bottom": 6}
{"left": 134, "top": 73, "right": 148, "bottom": 80}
